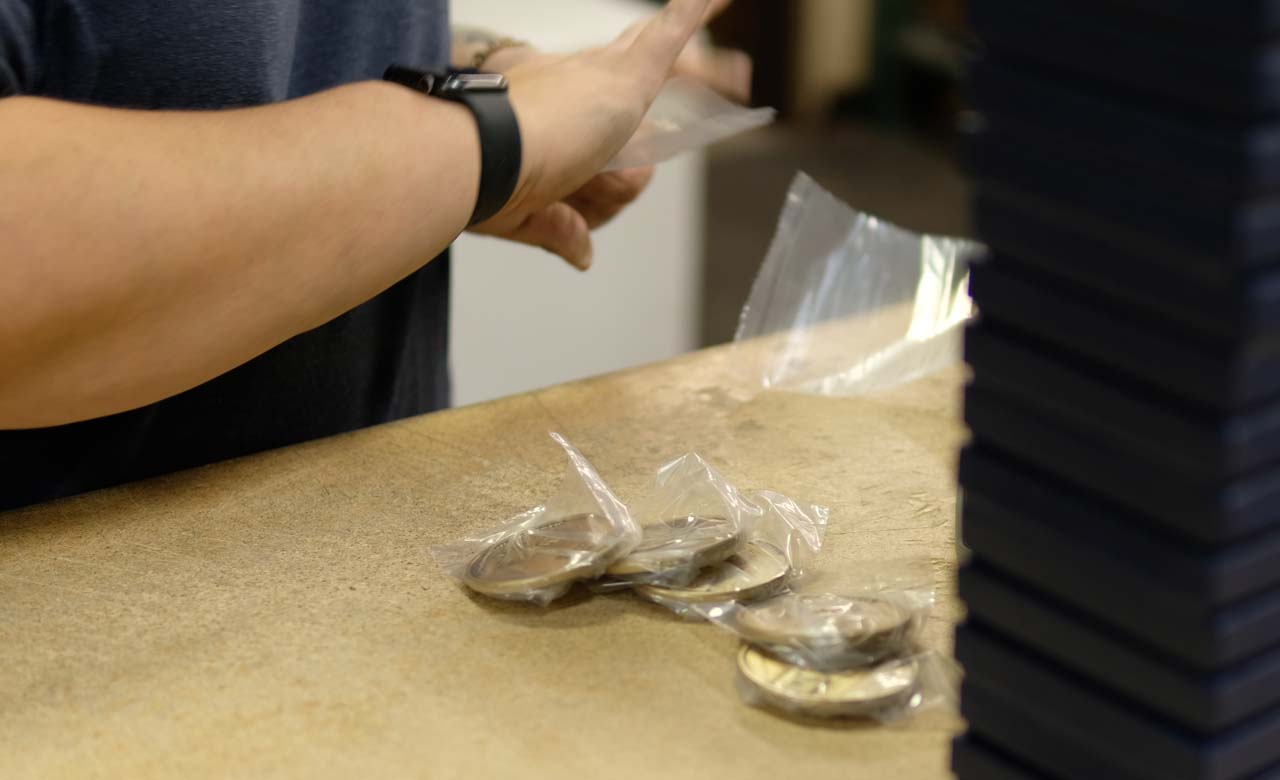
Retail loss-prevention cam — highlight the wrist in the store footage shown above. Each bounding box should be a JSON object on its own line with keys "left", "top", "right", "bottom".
{"left": 379, "top": 68, "right": 520, "bottom": 227}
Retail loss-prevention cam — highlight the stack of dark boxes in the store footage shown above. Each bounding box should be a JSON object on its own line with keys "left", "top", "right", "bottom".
{"left": 950, "top": 1, "right": 1280, "bottom": 778}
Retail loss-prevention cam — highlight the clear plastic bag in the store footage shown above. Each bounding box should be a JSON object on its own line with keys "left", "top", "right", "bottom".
{"left": 704, "top": 558, "right": 936, "bottom": 670}
{"left": 431, "top": 432, "right": 639, "bottom": 606}
{"left": 735, "top": 646, "right": 959, "bottom": 724}
{"left": 605, "top": 75, "right": 776, "bottom": 171}
{"left": 600, "top": 452, "right": 758, "bottom": 587}
{"left": 733, "top": 171, "right": 983, "bottom": 396}
{"left": 633, "top": 486, "right": 830, "bottom": 617}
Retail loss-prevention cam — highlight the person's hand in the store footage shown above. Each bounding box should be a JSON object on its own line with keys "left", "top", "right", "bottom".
{"left": 486, "top": 0, "right": 750, "bottom": 103}
{"left": 672, "top": 0, "right": 752, "bottom": 102}
{"left": 468, "top": 0, "right": 715, "bottom": 270}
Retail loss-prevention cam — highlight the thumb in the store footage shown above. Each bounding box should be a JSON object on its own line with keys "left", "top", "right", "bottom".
{"left": 622, "top": 0, "right": 714, "bottom": 84}
{"left": 615, "top": 0, "right": 726, "bottom": 53}
{"left": 503, "top": 202, "right": 594, "bottom": 271}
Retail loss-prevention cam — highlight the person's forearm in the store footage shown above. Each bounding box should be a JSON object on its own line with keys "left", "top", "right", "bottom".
{"left": 0, "top": 81, "right": 479, "bottom": 428}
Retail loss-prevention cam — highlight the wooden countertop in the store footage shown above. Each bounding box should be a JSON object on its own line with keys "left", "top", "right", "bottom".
{"left": 0, "top": 343, "right": 966, "bottom": 779}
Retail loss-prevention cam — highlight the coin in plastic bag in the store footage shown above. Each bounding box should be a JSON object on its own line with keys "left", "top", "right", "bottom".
{"left": 733, "top": 593, "right": 916, "bottom": 665}
{"left": 635, "top": 540, "right": 791, "bottom": 605}
{"left": 606, "top": 514, "right": 742, "bottom": 579}
{"left": 736, "top": 644, "right": 919, "bottom": 718}
{"left": 463, "top": 513, "right": 626, "bottom": 599}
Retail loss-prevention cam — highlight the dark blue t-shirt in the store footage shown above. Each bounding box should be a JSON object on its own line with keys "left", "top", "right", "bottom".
{"left": 0, "top": 0, "right": 453, "bottom": 510}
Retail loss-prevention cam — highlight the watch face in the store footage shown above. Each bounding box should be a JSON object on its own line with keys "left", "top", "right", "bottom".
{"left": 441, "top": 73, "right": 509, "bottom": 94}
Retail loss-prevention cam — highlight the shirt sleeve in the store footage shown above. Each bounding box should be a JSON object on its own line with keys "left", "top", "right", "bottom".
{"left": 0, "top": 0, "right": 37, "bottom": 96}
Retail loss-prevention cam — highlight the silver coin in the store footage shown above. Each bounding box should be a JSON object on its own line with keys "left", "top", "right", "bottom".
{"left": 463, "top": 513, "right": 626, "bottom": 598}
{"left": 634, "top": 540, "right": 791, "bottom": 605}
{"left": 733, "top": 593, "right": 916, "bottom": 663}
{"left": 606, "top": 514, "right": 741, "bottom": 578}
{"left": 737, "top": 644, "right": 919, "bottom": 718}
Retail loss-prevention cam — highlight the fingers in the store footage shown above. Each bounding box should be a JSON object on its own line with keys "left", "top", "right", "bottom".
{"left": 674, "top": 44, "right": 753, "bottom": 102}
{"left": 624, "top": 0, "right": 714, "bottom": 80}
{"left": 703, "top": 48, "right": 753, "bottom": 102}
{"left": 612, "top": 20, "right": 646, "bottom": 51}
{"left": 614, "top": 0, "right": 727, "bottom": 54}
{"left": 474, "top": 169, "right": 650, "bottom": 269}
{"left": 565, "top": 167, "right": 654, "bottom": 229}
{"left": 503, "top": 202, "right": 594, "bottom": 270}
{"left": 703, "top": 0, "right": 735, "bottom": 23}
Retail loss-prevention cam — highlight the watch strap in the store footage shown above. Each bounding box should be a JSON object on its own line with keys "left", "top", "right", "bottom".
{"left": 455, "top": 88, "right": 522, "bottom": 226}
{"left": 383, "top": 65, "right": 522, "bottom": 226}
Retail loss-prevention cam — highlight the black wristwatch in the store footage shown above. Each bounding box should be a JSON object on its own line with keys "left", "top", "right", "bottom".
{"left": 384, "top": 65, "right": 522, "bottom": 226}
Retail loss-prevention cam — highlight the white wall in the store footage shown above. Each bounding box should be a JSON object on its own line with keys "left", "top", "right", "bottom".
{"left": 450, "top": 0, "right": 705, "bottom": 406}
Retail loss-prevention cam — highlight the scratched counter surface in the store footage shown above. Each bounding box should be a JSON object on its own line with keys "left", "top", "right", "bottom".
{"left": 0, "top": 341, "right": 965, "bottom": 780}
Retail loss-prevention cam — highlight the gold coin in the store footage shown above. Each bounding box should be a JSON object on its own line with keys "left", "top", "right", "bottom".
{"left": 634, "top": 540, "right": 791, "bottom": 605}
{"left": 606, "top": 514, "right": 742, "bottom": 578}
{"left": 736, "top": 644, "right": 919, "bottom": 718}
{"left": 733, "top": 594, "right": 915, "bottom": 663}
{"left": 463, "top": 513, "right": 626, "bottom": 599}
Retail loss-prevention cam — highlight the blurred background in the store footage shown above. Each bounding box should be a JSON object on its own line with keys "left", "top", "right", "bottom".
{"left": 451, "top": 0, "right": 974, "bottom": 406}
